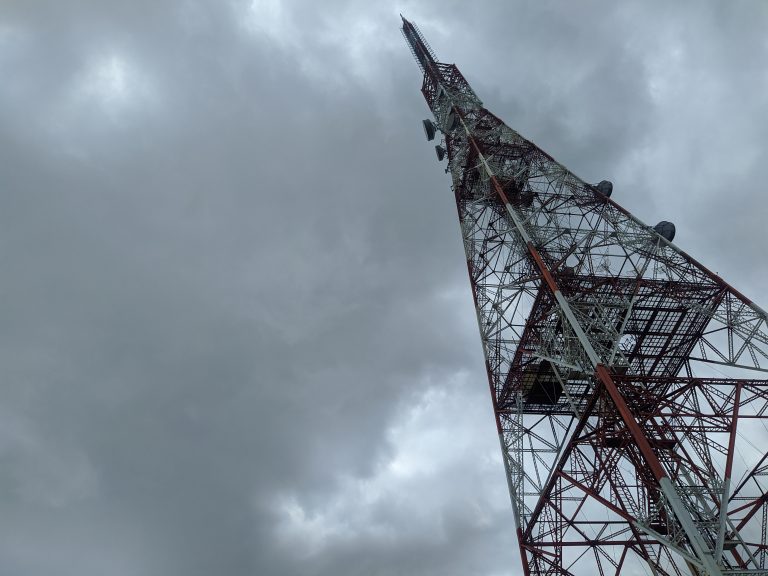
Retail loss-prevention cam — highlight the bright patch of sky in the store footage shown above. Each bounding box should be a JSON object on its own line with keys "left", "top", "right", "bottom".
{"left": 72, "top": 53, "right": 155, "bottom": 118}
{"left": 240, "top": 0, "right": 296, "bottom": 49}
{"left": 270, "top": 371, "right": 507, "bottom": 558}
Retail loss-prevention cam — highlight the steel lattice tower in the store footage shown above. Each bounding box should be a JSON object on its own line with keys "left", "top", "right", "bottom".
{"left": 402, "top": 16, "right": 768, "bottom": 576}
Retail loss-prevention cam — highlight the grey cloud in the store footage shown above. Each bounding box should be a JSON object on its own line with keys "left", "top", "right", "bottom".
{"left": 1, "top": 1, "right": 766, "bottom": 575}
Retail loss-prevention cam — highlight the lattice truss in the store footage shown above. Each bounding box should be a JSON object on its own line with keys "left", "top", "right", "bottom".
{"left": 402, "top": 16, "right": 768, "bottom": 576}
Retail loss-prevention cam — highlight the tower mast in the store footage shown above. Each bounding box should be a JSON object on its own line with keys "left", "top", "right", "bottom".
{"left": 402, "top": 15, "right": 768, "bottom": 576}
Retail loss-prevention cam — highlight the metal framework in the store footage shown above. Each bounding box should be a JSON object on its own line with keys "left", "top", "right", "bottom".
{"left": 402, "top": 16, "right": 768, "bottom": 576}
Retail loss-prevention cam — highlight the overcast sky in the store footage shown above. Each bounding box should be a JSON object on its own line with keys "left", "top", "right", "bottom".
{"left": 1, "top": 1, "right": 767, "bottom": 575}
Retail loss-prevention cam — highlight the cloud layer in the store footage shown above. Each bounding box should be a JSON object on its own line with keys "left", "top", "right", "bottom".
{"left": 1, "top": 1, "right": 766, "bottom": 574}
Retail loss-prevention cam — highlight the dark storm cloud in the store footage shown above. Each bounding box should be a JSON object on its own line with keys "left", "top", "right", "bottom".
{"left": 1, "top": 1, "right": 766, "bottom": 575}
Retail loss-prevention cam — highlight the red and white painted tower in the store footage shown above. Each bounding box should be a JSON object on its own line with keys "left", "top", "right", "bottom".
{"left": 403, "top": 16, "right": 768, "bottom": 576}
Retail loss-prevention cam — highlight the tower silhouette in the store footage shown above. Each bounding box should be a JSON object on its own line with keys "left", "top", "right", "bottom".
{"left": 402, "top": 16, "right": 768, "bottom": 576}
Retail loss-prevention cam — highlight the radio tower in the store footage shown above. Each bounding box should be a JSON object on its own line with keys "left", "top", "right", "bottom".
{"left": 402, "top": 16, "right": 768, "bottom": 576}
